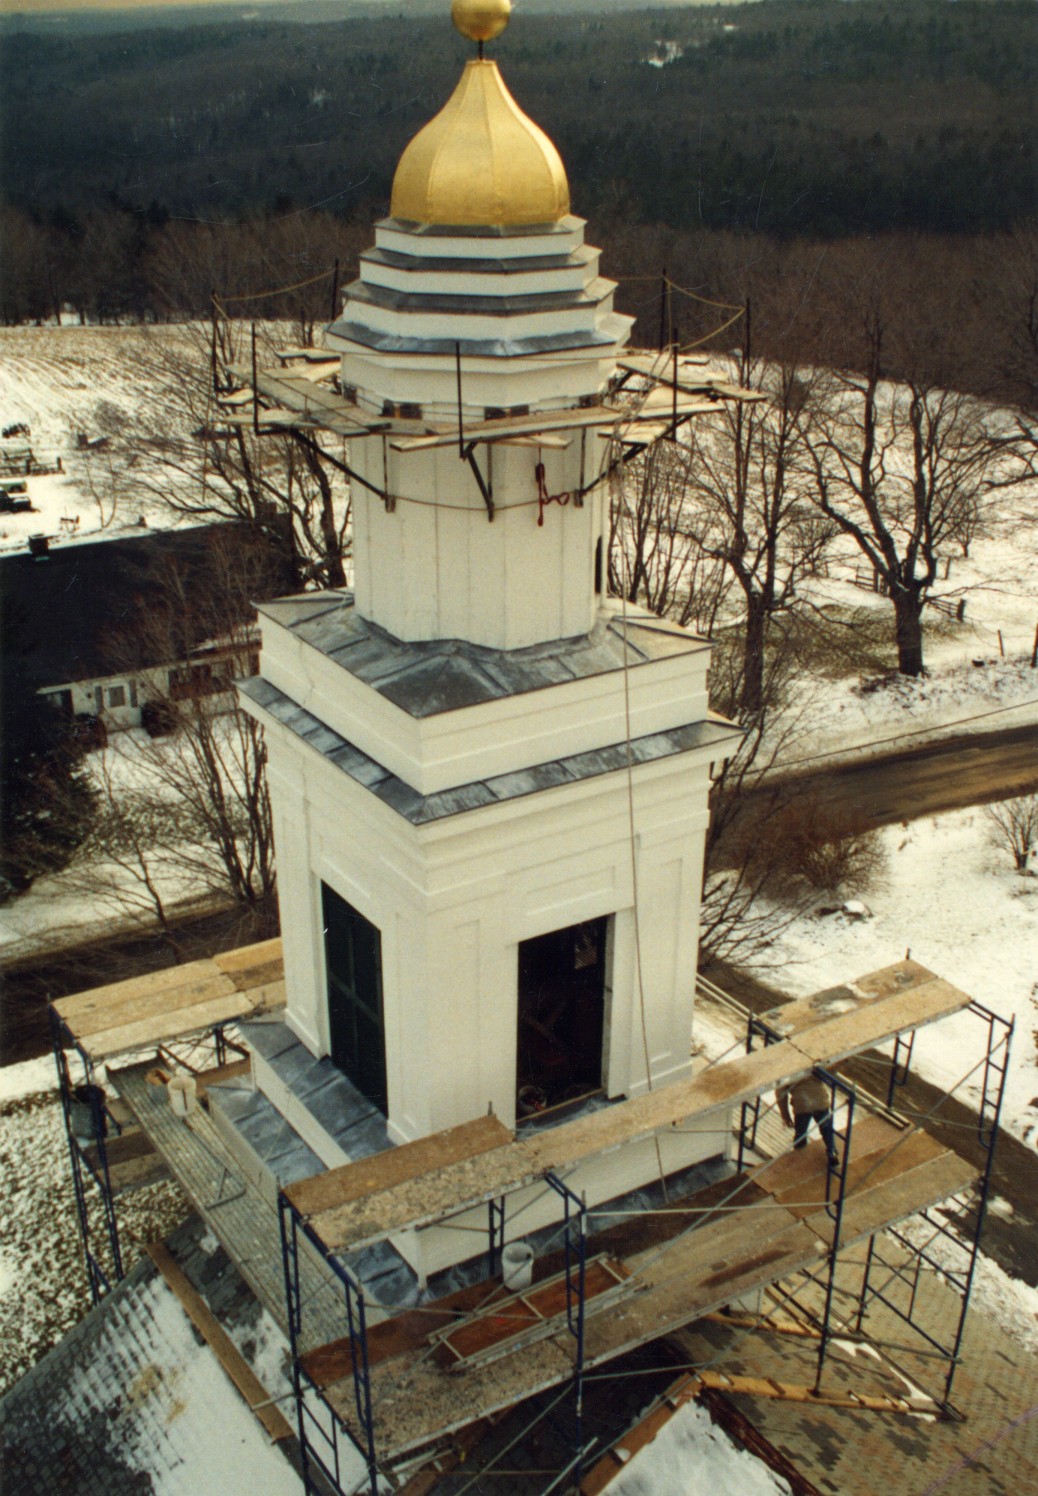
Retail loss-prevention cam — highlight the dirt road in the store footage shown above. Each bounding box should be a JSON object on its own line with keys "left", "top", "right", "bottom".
{"left": 761, "top": 721, "right": 1038, "bottom": 829}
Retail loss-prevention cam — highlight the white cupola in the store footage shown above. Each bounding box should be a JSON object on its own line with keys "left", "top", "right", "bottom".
{"left": 323, "top": 0, "right": 632, "bottom": 650}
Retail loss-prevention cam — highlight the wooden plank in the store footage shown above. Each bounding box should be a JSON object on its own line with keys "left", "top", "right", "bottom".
{"left": 309, "top": 962, "right": 976, "bottom": 1254}
{"left": 193, "top": 1057, "right": 253, "bottom": 1097}
{"left": 836, "top": 1149, "right": 977, "bottom": 1247}
{"left": 766, "top": 1129, "right": 947, "bottom": 1221}
{"left": 248, "top": 369, "right": 390, "bottom": 434}
{"left": 285, "top": 1114, "right": 512, "bottom": 1216}
{"left": 389, "top": 397, "right": 718, "bottom": 454}
{"left": 69, "top": 974, "right": 237, "bottom": 1040}
{"left": 763, "top": 961, "right": 960, "bottom": 1041}
{"left": 326, "top": 1210, "right": 816, "bottom": 1459}
{"left": 794, "top": 978, "right": 971, "bottom": 1064}
{"left": 616, "top": 352, "right": 711, "bottom": 373}
{"left": 318, "top": 1130, "right": 977, "bottom": 1461}
{"left": 55, "top": 958, "right": 223, "bottom": 1026}
{"left": 305, "top": 1043, "right": 840, "bottom": 1253}
{"left": 435, "top": 1258, "right": 629, "bottom": 1367}
{"left": 580, "top": 1373, "right": 701, "bottom": 1495}
{"left": 243, "top": 978, "right": 287, "bottom": 1014}
{"left": 213, "top": 938, "right": 283, "bottom": 984}
{"left": 86, "top": 992, "right": 259, "bottom": 1060}
{"left": 301, "top": 1277, "right": 505, "bottom": 1389}
{"left": 145, "top": 1241, "right": 295, "bottom": 1443}
{"left": 757, "top": 1114, "right": 905, "bottom": 1195}
{"left": 693, "top": 1369, "right": 924, "bottom": 1413}
{"left": 330, "top": 1332, "right": 576, "bottom": 1458}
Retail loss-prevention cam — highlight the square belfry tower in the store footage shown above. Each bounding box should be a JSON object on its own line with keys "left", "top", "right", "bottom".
{"left": 239, "top": 0, "right": 741, "bottom": 1277}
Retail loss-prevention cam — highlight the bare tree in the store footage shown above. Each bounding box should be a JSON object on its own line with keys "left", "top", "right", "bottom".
{"left": 83, "top": 322, "right": 351, "bottom": 588}
{"left": 682, "top": 320, "right": 834, "bottom": 715}
{"left": 984, "top": 795, "right": 1038, "bottom": 873}
{"left": 82, "top": 528, "right": 283, "bottom": 935}
{"left": 804, "top": 314, "right": 1001, "bottom": 677}
{"left": 609, "top": 439, "right": 731, "bottom": 633}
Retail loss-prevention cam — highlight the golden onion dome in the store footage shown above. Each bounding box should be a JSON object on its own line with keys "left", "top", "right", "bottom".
{"left": 390, "top": 57, "right": 571, "bottom": 228}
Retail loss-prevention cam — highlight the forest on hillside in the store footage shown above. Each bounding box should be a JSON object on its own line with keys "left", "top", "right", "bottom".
{"left": 2, "top": 1, "right": 1036, "bottom": 398}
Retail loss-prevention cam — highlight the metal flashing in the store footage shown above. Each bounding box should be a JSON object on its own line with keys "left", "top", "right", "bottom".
{"left": 254, "top": 596, "right": 710, "bottom": 719}
{"left": 238, "top": 676, "right": 738, "bottom": 826}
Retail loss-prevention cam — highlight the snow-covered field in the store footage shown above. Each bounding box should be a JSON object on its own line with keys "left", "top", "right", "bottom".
{"left": 754, "top": 806, "right": 1038, "bottom": 1148}
{"left": 0, "top": 321, "right": 301, "bottom": 556}
{"left": 0, "top": 324, "right": 202, "bottom": 551}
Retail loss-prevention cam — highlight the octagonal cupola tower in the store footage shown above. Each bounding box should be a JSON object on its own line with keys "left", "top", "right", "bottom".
{"left": 325, "top": 0, "right": 632, "bottom": 650}
{"left": 240, "top": 0, "right": 740, "bottom": 1283}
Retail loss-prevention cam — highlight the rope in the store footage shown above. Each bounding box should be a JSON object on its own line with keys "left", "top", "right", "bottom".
{"left": 535, "top": 458, "right": 573, "bottom": 526}
{"left": 215, "top": 267, "right": 336, "bottom": 305}
{"left": 611, "top": 428, "right": 669, "bottom": 1202}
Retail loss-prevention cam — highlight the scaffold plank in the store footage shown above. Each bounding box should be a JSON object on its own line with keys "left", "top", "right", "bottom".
{"left": 793, "top": 978, "right": 971, "bottom": 1065}
{"left": 314, "top": 1118, "right": 977, "bottom": 1461}
{"left": 760, "top": 1114, "right": 905, "bottom": 1198}
{"left": 53, "top": 941, "right": 287, "bottom": 1061}
{"left": 212, "top": 938, "right": 284, "bottom": 985}
{"left": 83, "top": 994, "right": 264, "bottom": 1061}
{"left": 835, "top": 1150, "right": 977, "bottom": 1248}
{"left": 55, "top": 959, "right": 227, "bottom": 1029}
{"left": 285, "top": 1114, "right": 512, "bottom": 1217}
{"left": 761, "top": 960, "right": 966, "bottom": 1043}
{"left": 389, "top": 397, "right": 718, "bottom": 454}
{"left": 307, "top": 964, "right": 969, "bottom": 1254}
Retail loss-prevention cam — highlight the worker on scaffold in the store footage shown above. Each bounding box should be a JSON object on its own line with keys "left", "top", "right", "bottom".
{"left": 777, "top": 1074, "right": 839, "bottom": 1167}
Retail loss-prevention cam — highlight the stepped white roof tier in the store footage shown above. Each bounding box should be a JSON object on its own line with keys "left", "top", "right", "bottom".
{"left": 325, "top": 216, "right": 633, "bottom": 418}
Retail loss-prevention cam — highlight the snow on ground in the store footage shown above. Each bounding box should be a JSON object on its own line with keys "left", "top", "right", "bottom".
{"left": 788, "top": 578, "right": 1038, "bottom": 766}
{"left": 0, "top": 324, "right": 203, "bottom": 554}
{"left": 0, "top": 1086, "right": 188, "bottom": 1395}
{"left": 0, "top": 724, "right": 241, "bottom": 960}
{"left": 0, "top": 321, "right": 301, "bottom": 558}
{"left": 898, "top": 1212, "right": 1038, "bottom": 1361}
{"left": 614, "top": 1396, "right": 791, "bottom": 1496}
{"left": 754, "top": 807, "right": 1038, "bottom": 1148}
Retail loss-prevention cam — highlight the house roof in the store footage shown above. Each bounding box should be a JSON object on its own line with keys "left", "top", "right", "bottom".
{"left": 0, "top": 522, "right": 295, "bottom": 697}
{"left": 0, "top": 1216, "right": 304, "bottom": 1496}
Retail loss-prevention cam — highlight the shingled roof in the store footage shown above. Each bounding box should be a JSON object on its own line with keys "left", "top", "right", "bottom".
{"left": 0, "top": 522, "right": 295, "bottom": 697}
{"left": 0, "top": 1217, "right": 305, "bottom": 1496}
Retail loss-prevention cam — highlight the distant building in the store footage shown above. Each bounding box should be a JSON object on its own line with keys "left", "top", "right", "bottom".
{"left": 0, "top": 521, "right": 295, "bottom": 734}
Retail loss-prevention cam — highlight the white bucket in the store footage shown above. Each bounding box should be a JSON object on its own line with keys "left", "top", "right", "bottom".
{"left": 167, "top": 1074, "right": 198, "bottom": 1119}
{"left": 501, "top": 1241, "right": 534, "bottom": 1292}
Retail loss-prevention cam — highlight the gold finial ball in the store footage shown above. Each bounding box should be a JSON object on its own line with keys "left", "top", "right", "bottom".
{"left": 451, "top": 0, "right": 511, "bottom": 45}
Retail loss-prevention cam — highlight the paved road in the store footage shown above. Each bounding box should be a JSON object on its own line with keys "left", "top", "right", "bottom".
{"left": 761, "top": 721, "right": 1038, "bottom": 829}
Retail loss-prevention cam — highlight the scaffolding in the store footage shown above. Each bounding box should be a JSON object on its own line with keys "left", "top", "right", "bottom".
{"left": 701, "top": 975, "right": 1014, "bottom": 1422}
{"left": 50, "top": 1008, "right": 124, "bottom": 1305}
{"left": 48, "top": 940, "right": 285, "bottom": 1305}
{"left": 47, "top": 949, "right": 1010, "bottom": 1494}
{"left": 852, "top": 998, "right": 1013, "bottom": 1414}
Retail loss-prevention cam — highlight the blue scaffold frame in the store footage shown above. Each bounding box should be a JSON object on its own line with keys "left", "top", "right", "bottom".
{"left": 50, "top": 1006, "right": 125, "bottom": 1305}
{"left": 543, "top": 1172, "right": 589, "bottom": 1490}
{"left": 732, "top": 1005, "right": 858, "bottom": 1392}
{"left": 853, "top": 997, "right": 1013, "bottom": 1415}
{"left": 278, "top": 1191, "right": 379, "bottom": 1496}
